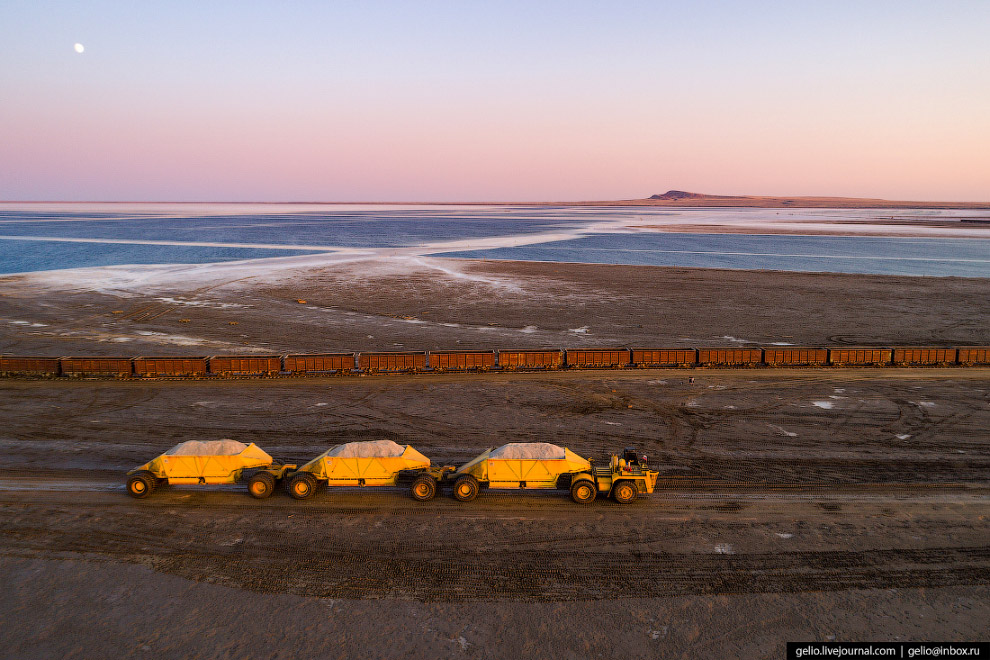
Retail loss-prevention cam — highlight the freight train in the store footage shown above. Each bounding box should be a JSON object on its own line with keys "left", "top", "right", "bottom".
{"left": 1, "top": 345, "right": 988, "bottom": 378}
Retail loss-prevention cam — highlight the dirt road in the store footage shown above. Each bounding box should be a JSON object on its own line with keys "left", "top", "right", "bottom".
{"left": 1, "top": 369, "right": 987, "bottom": 658}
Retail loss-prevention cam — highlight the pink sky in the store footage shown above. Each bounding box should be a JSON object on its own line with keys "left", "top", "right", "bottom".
{"left": 2, "top": 2, "right": 988, "bottom": 202}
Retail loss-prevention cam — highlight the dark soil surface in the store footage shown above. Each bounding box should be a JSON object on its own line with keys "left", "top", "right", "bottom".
{"left": 1, "top": 260, "right": 988, "bottom": 659}
{"left": 1, "top": 259, "right": 987, "bottom": 356}
{"left": 1, "top": 369, "right": 988, "bottom": 658}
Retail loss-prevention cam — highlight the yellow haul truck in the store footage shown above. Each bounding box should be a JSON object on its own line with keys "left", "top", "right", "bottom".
{"left": 279, "top": 440, "right": 453, "bottom": 501}
{"left": 125, "top": 439, "right": 279, "bottom": 498}
{"left": 450, "top": 443, "right": 658, "bottom": 504}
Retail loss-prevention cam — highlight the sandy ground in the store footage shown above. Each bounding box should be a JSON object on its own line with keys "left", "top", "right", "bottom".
{"left": 1, "top": 259, "right": 988, "bottom": 659}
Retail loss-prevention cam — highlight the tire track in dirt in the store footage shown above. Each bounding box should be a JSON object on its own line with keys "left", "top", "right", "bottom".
{"left": 4, "top": 520, "right": 986, "bottom": 601}
{"left": 2, "top": 496, "right": 988, "bottom": 602}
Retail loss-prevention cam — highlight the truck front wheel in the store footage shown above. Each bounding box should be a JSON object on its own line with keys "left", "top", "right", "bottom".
{"left": 612, "top": 480, "right": 637, "bottom": 504}
{"left": 570, "top": 480, "right": 597, "bottom": 504}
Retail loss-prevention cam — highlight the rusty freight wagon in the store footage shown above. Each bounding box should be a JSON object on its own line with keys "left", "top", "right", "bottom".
{"left": 0, "top": 356, "right": 61, "bottom": 376}
{"left": 630, "top": 348, "right": 697, "bottom": 368}
{"left": 891, "top": 347, "right": 958, "bottom": 366}
{"left": 60, "top": 356, "right": 133, "bottom": 377}
{"left": 697, "top": 348, "right": 762, "bottom": 367}
{"left": 358, "top": 351, "right": 427, "bottom": 373}
{"left": 497, "top": 350, "right": 564, "bottom": 370}
{"left": 957, "top": 347, "right": 990, "bottom": 365}
{"left": 828, "top": 348, "right": 892, "bottom": 366}
{"left": 429, "top": 350, "right": 497, "bottom": 372}
{"left": 565, "top": 349, "right": 631, "bottom": 369}
{"left": 762, "top": 348, "right": 829, "bottom": 366}
{"left": 284, "top": 353, "right": 356, "bottom": 374}
{"left": 133, "top": 356, "right": 209, "bottom": 377}
{"left": 208, "top": 355, "right": 283, "bottom": 376}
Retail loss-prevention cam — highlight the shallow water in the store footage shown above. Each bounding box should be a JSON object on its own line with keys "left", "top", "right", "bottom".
{"left": 436, "top": 232, "right": 990, "bottom": 278}
{"left": 1, "top": 204, "right": 988, "bottom": 277}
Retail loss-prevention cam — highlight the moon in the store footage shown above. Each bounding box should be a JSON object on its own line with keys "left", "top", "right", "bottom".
{"left": 74, "top": 43, "right": 85, "bottom": 54}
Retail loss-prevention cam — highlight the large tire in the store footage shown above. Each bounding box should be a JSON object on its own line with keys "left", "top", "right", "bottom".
{"left": 570, "top": 479, "right": 597, "bottom": 504}
{"left": 288, "top": 473, "right": 319, "bottom": 500}
{"left": 126, "top": 471, "right": 155, "bottom": 499}
{"left": 612, "top": 480, "right": 638, "bottom": 504}
{"left": 452, "top": 475, "right": 479, "bottom": 502}
{"left": 248, "top": 472, "right": 277, "bottom": 499}
{"left": 410, "top": 475, "right": 437, "bottom": 502}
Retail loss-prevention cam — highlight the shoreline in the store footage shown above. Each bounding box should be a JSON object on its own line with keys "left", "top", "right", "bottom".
{"left": 5, "top": 200, "right": 990, "bottom": 209}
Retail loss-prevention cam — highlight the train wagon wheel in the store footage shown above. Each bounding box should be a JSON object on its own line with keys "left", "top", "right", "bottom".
{"left": 288, "top": 473, "right": 319, "bottom": 500}
{"left": 570, "top": 480, "right": 597, "bottom": 504}
{"left": 612, "top": 480, "right": 637, "bottom": 504}
{"left": 410, "top": 475, "right": 437, "bottom": 502}
{"left": 126, "top": 471, "right": 155, "bottom": 499}
{"left": 248, "top": 472, "right": 277, "bottom": 499}
{"left": 452, "top": 475, "right": 479, "bottom": 502}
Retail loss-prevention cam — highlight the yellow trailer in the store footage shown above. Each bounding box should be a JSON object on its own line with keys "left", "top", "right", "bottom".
{"left": 284, "top": 440, "right": 443, "bottom": 500}
{"left": 126, "top": 439, "right": 275, "bottom": 498}
{"left": 450, "top": 443, "right": 591, "bottom": 501}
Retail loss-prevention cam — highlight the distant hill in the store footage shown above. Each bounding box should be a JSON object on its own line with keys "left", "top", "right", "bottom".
{"left": 594, "top": 191, "right": 990, "bottom": 209}
{"left": 649, "top": 190, "right": 711, "bottom": 201}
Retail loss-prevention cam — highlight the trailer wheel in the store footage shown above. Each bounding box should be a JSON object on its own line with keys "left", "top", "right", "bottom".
{"left": 410, "top": 475, "right": 437, "bottom": 502}
{"left": 288, "top": 473, "right": 318, "bottom": 500}
{"left": 126, "top": 471, "right": 155, "bottom": 499}
{"left": 248, "top": 472, "right": 276, "bottom": 499}
{"left": 452, "top": 475, "right": 479, "bottom": 502}
{"left": 570, "top": 480, "right": 597, "bottom": 504}
{"left": 612, "top": 480, "right": 637, "bottom": 504}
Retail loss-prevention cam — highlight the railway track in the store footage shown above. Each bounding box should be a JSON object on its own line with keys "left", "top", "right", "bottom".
{"left": 1, "top": 366, "right": 988, "bottom": 389}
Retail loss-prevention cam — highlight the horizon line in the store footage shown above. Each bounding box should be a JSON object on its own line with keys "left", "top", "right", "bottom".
{"left": 2, "top": 195, "right": 990, "bottom": 209}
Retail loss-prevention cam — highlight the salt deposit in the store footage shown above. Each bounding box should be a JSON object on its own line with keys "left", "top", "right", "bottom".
{"left": 768, "top": 424, "right": 798, "bottom": 437}
{"left": 490, "top": 443, "right": 566, "bottom": 460}
{"left": 326, "top": 440, "right": 406, "bottom": 458}
{"left": 165, "top": 439, "right": 249, "bottom": 456}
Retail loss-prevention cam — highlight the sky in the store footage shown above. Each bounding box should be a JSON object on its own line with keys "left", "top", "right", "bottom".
{"left": 1, "top": 1, "right": 988, "bottom": 202}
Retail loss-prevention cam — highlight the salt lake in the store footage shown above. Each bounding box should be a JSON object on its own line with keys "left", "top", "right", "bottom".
{"left": 1, "top": 203, "right": 988, "bottom": 278}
